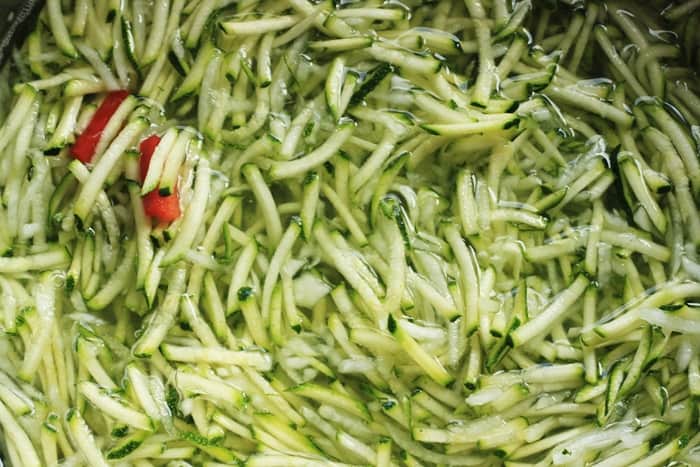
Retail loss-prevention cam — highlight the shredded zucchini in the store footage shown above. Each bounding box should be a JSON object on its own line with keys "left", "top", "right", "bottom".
{"left": 0, "top": 0, "right": 700, "bottom": 465}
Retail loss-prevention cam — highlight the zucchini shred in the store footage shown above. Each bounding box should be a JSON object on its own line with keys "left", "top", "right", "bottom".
{"left": 0, "top": 0, "right": 699, "bottom": 466}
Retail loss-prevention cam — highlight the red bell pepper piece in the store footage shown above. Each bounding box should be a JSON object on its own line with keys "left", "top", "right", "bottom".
{"left": 142, "top": 189, "right": 181, "bottom": 223}
{"left": 70, "top": 90, "right": 130, "bottom": 163}
{"left": 138, "top": 134, "right": 181, "bottom": 223}
{"left": 139, "top": 134, "right": 161, "bottom": 183}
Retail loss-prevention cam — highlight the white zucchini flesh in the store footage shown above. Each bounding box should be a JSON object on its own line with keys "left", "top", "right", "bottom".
{"left": 0, "top": 0, "right": 698, "bottom": 465}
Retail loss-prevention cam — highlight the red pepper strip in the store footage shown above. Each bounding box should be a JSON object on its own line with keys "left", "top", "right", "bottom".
{"left": 138, "top": 134, "right": 181, "bottom": 223}
{"left": 142, "top": 189, "right": 181, "bottom": 223}
{"left": 139, "top": 134, "right": 161, "bottom": 183}
{"left": 70, "top": 90, "right": 130, "bottom": 163}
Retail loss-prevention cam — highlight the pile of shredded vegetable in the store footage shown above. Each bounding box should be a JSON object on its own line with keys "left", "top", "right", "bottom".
{"left": 1, "top": 0, "right": 700, "bottom": 465}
